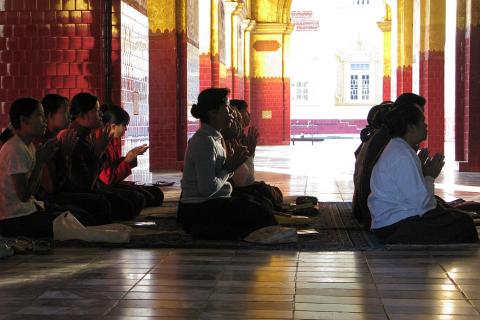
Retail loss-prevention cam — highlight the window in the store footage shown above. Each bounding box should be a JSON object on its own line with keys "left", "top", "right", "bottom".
{"left": 292, "top": 81, "right": 309, "bottom": 101}
{"left": 350, "top": 75, "right": 358, "bottom": 100}
{"left": 362, "top": 75, "right": 370, "bottom": 100}
{"left": 350, "top": 63, "right": 370, "bottom": 101}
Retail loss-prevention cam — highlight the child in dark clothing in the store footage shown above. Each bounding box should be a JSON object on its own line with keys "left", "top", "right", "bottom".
{"left": 98, "top": 104, "right": 163, "bottom": 207}
{"left": 35, "top": 94, "right": 112, "bottom": 225}
{"left": 67, "top": 93, "right": 146, "bottom": 220}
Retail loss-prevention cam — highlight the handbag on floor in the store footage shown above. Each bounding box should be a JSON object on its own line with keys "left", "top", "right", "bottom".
{"left": 53, "top": 212, "right": 132, "bottom": 243}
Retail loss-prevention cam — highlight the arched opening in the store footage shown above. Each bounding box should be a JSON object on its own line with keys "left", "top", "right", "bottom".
{"left": 289, "top": 0, "right": 385, "bottom": 141}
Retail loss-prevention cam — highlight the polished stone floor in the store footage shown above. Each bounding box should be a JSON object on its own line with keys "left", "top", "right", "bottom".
{"left": 2, "top": 139, "right": 480, "bottom": 319}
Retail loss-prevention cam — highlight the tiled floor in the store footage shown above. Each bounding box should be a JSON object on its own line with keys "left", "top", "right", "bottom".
{"left": 2, "top": 139, "right": 480, "bottom": 319}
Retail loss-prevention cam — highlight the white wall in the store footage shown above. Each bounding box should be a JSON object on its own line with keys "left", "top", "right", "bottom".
{"left": 290, "top": 0, "right": 385, "bottom": 120}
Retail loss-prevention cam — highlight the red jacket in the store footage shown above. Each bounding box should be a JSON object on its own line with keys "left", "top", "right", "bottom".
{"left": 98, "top": 134, "right": 136, "bottom": 185}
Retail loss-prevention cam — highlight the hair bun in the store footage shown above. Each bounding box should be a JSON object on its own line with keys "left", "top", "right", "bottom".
{"left": 191, "top": 104, "right": 201, "bottom": 119}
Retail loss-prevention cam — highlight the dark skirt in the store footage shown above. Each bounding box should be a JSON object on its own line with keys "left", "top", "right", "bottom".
{"left": 97, "top": 184, "right": 146, "bottom": 221}
{"left": 177, "top": 195, "right": 277, "bottom": 240}
{"left": 232, "top": 181, "right": 283, "bottom": 211}
{"left": 119, "top": 183, "right": 164, "bottom": 207}
{"left": 373, "top": 205, "right": 478, "bottom": 244}
{"left": 40, "top": 192, "right": 112, "bottom": 225}
{"left": 0, "top": 208, "right": 95, "bottom": 238}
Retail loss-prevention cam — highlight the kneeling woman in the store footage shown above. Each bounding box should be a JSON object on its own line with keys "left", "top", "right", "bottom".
{"left": 368, "top": 103, "right": 478, "bottom": 244}
{"left": 178, "top": 88, "right": 277, "bottom": 240}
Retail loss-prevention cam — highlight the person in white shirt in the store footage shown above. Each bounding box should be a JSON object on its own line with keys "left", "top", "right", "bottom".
{"left": 178, "top": 88, "right": 277, "bottom": 240}
{"left": 368, "top": 103, "right": 477, "bottom": 244}
{"left": 0, "top": 98, "right": 95, "bottom": 238}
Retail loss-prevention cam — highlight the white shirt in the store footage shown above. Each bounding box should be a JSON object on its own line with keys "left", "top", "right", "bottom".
{"left": 232, "top": 156, "right": 255, "bottom": 187}
{"left": 368, "top": 137, "right": 437, "bottom": 229}
{"left": 0, "top": 135, "right": 38, "bottom": 220}
{"left": 181, "top": 124, "right": 232, "bottom": 203}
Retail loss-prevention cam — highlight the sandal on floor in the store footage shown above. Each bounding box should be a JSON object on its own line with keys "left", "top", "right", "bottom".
{"left": 5, "top": 237, "right": 33, "bottom": 254}
{"left": 275, "top": 214, "right": 312, "bottom": 226}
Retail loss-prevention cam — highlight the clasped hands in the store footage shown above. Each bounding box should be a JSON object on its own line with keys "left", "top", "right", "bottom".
{"left": 418, "top": 148, "right": 445, "bottom": 179}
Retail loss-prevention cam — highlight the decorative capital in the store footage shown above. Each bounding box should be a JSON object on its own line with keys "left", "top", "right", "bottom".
{"left": 243, "top": 19, "right": 256, "bottom": 32}
{"left": 377, "top": 20, "right": 392, "bottom": 32}
{"left": 252, "top": 22, "right": 294, "bottom": 35}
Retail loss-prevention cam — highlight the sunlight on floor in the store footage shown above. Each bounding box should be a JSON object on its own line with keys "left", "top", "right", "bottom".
{"left": 138, "top": 139, "right": 480, "bottom": 203}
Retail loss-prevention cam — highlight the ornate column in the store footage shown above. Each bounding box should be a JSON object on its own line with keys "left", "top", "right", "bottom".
{"left": 419, "top": 0, "right": 446, "bottom": 154}
{"left": 459, "top": 0, "right": 480, "bottom": 172}
{"left": 148, "top": 0, "right": 188, "bottom": 169}
{"left": 377, "top": 4, "right": 393, "bottom": 101}
{"left": 455, "top": 0, "right": 467, "bottom": 161}
{"left": 396, "top": 0, "right": 414, "bottom": 94}
{"left": 250, "top": 22, "right": 293, "bottom": 145}
{"left": 243, "top": 20, "right": 256, "bottom": 108}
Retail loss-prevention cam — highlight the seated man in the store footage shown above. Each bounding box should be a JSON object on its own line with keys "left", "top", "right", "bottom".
{"left": 353, "top": 93, "right": 480, "bottom": 228}
{"left": 353, "top": 102, "right": 394, "bottom": 226}
{"left": 222, "top": 102, "right": 283, "bottom": 211}
{"left": 368, "top": 103, "right": 477, "bottom": 244}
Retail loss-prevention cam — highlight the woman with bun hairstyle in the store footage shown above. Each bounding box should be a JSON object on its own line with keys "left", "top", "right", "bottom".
{"left": 98, "top": 104, "right": 164, "bottom": 207}
{"left": 178, "top": 88, "right": 277, "bottom": 240}
{"left": 368, "top": 102, "right": 477, "bottom": 244}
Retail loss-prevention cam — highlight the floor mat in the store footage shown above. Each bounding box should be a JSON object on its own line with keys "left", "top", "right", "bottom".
{"left": 58, "top": 202, "right": 384, "bottom": 250}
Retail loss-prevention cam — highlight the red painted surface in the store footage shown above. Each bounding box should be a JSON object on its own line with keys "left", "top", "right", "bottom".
{"left": 149, "top": 31, "right": 178, "bottom": 169}
{"left": 459, "top": 24, "right": 480, "bottom": 172}
{"left": 396, "top": 66, "right": 412, "bottom": 95}
{"left": 226, "top": 67, "right": 244, "bottom": 99}
{"left": 235, "top": 74, "right": 244, "bottom": 100}
{"left": 382, "top": 76, "right": 391, "bottom": 102}
{"left": 0, "top": 0, "right": 116, "bottom": 129}
{"left": 199, "top": 53, "right": 212, "bottom": 91}
{"left": 225, "top": 68, "right": 233, "bottom": 95}
{"left": 419, "top": 51, "right": 445, "bottom": 155}
{"left": 455, "top": 28, "right": 466, "bottom": 161}
{"left": 250, "top": 77, "right": 290, "bottom": 145}
{"left": 244, "top": 77, "right": 251, "bottom": 112}
{"left": 211, "top": 54, "right": 221, "bottom": 88}
{"left": 149, "top": 30, "right": 187, "bottom": 170}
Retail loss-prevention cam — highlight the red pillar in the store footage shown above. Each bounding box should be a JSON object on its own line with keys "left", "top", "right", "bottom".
{"left": 149, "top": 29, "right": 187, "bottom": 170}
{"left": 419, "top": 51, "right": 444, "bottom": 154}
{"left": 383, "top": 76, "right": 391, "bottom": 101}
{"left": 459, "top": 1, "right": 480, "bottom": 172}
{"left": 396, "top": 67, "right": 413, "bottom": 94}
{"left": 199, "top": 53, "right": 213, "bottom": 91}
{"left": 419, "top": 0, "right": 445, "bottom": 155}
{"left": 455, "top": 0, "right": 466, "bottom": 161}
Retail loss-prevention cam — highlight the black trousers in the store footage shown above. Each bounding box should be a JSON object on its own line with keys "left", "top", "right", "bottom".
{"left": 373, "top": 205, "right": 478, "bottom": 244}
{"left": 41, "top": 192, "right": 112, "bottom": 225}
{"left": 0, "top": 209, "right": 95, "bottom": 238}
{"left": 177, "top": 196, "right": 277, "bottom": 240}
{"left": 97, "top": 184, "right": 146, "bottom": 221}
{"left": 118, "top": 183, "right": 164, "bottom": 207}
